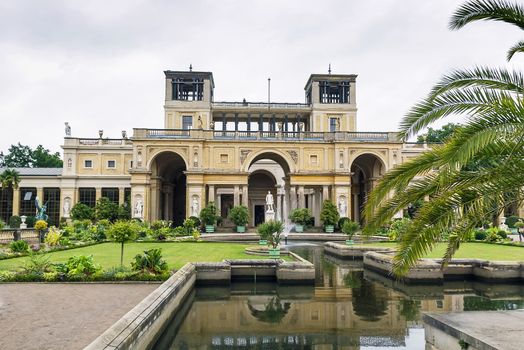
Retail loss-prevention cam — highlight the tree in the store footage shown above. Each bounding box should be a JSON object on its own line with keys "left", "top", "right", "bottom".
{"left": 364, "top": 0, "right": 524, "bottom": 276}
{"left": 0, "top": 143, "right": 62, "bottom": 168}
{"left": 416, "top": 123, "right": 461, "bottom": 143}
{"left": 0, "top": 169, "right": 21, "bottom": 190}
{"left": 108, "top": 220, "right": 139, "bottom": 267}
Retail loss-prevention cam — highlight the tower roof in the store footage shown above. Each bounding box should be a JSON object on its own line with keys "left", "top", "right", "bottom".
{"left": 164, "top": 70, "right": 215, "bottom": 88}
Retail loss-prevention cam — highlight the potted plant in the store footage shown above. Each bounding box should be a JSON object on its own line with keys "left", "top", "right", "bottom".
{"left": 257, "top": 220, "right": 284, "bottom": 257}
{"left": 228, "top": 205, "right": 249, "bottom": 233}
{"left": 320, "top": 200, "right": 339, "bottom": 233}
{"left": 199, "top": 202, "right": 218, "bottom": 233}
{"left": 289, "top": 208, "right": 311, "bottom": 233}
{"left": 342, "top": 220, "right": 360, "bottom": 245}
{"left": 34, "top": 219, "right": 48, "bottom": 243}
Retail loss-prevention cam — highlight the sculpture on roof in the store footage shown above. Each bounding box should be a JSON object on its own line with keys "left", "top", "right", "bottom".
{"left": 65, "top": 122, "right": 71, "bottom": 136}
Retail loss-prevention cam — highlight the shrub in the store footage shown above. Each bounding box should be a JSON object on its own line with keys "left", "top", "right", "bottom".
{"left": 496, "top": 230, "right": 507, "bottom": 239}
{"left": 25, "top": 216, "right": 36, "bottom": 228}
{"left": 474, "top": 229, "right": 487, "bottom": 241}
{"left": 117, "top": 203, "right": 131, "bottom": 220}
{"left": 289, "top": 208, "right": 312, "bottom": 226}
{"left": 70, "top": 203, "right": 94, "bottom": 220}
{"left": 0, "top": 219, "right": 4, "bottom": 230}
{"left": 55, "top": 255, "right": 101, "bottom": 277}
{"left": 320, "top": 200, "right": 339, "bottom": 227}
{"left": 10, "top": 240, "right": 29, "bottom": 253}
{"left": 95, "top": 197, "right": 119, "bottom": 221}
{"left": 388, "top": 218, "right": 412, "bottom": 241}
{"left": 8, "top": 215, "right": 21, "bottom": 228}
{"left": 338, "top": 217, "right": 350, "bottom": 231}
{"left": 200, "top": 202, "right": 218, "bottom": 226}
{"left": 107, "top": 220, "right": 139, "bottom": 266}
{"left": 506, "top": 215, "right": 520, "bottom": 228}
{"left": 257, "top": 220, "right": 284, "bottom": 249}
{"left": 59, "top": 237, "right": 71, "bottom": 246}
{"left": 131, "top": 248, "right": 169, "bottom": 274}
{"left": 151, "top": 227, "right": 171, "bottom": 240}
{"left": 228, "top": 205, "right": 249, "bottom": 226}
{"left": 34, "top": 220, "right": 48, "bottom": 231}
{"left": 44, "top": 226, "right": 62, "bottom": 246}
{"left": 342, "top": 220, "right": 360, "bottom": 240}
{"left": 188, "top": 216, "right": 201, "bottom": 228}
{"left": 23, "top": 252, "right": 53, "bottom": 275}
{"left": 151, "top": 220, "right": 171, "bottom": 231}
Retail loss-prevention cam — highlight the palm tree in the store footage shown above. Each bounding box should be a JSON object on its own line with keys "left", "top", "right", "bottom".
{"left": 0, "top": 169, "right": 20, "bottom": 190}
{"left": 364, "top": 0, "right": 524, "bottom": 276}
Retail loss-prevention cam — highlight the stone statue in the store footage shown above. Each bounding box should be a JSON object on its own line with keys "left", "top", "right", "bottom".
{"left": 338, "top": 196, "right": 347, "bottom": 217}
{"left": 65, "top": 122, "right": 71, "bottom": 136}
{"left": 192, "top": 196, "right": 199, "bottom": 216}
{"left": 35, "top": 197, "right": 49, "bottom": 221}
{"left": 265, "top": 191, "right": 274, "bottom": 212}
{"left": 198, "top": 116, "right": 203, "bottom": 130}
{"left": 210, "top": 121, "right": 215, "bottom": 130}
{"left": 134, "top": 198, "right": 143, "bottom": 218}
{"left": 63, "top": 197, "right": 71, "bottom": 217}
{"left": 499, "top": 216, "right": 509, "bottom": 232}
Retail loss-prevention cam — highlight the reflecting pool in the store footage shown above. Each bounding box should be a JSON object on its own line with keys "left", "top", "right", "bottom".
{"left": 154, "top": 244, "right": 524, "bottom": 349}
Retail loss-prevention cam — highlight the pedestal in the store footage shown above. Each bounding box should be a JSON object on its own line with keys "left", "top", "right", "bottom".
{"left": 265, "top": 209, "right": 275, "bottom": 222}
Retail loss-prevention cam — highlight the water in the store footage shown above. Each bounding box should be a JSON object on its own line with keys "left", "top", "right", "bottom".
{"left": 154, "top": 244, "right": 524, "bottom": 349}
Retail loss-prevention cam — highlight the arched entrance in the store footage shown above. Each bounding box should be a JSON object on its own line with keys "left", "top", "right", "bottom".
{"left": 247, "top": 152, "right": 292, "bottom": 226}
{"left": 150, "top": 151, "right": 187, "bottom": 225}
{"left": 350, "top": 153, "right": 385, "bottom": 223}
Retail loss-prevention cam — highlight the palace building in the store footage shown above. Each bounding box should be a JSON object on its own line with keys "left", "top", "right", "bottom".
{"left": 0, "top": 68, "right": 429, "bottom": 227}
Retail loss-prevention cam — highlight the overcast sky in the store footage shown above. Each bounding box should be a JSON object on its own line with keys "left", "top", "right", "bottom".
{"left": 0, "top": 0, "right": 521, "bottom": 154}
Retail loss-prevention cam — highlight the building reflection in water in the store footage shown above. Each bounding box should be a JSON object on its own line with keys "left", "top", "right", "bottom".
{"left": 155, "top": 245, "right": 524, "bottom": 349}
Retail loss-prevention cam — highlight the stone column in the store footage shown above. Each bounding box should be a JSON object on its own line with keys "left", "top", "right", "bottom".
{"left": 322, "top": 185, "right": 329, "bottom": 202}
{"left": 310, "top": 189, "right": 317, "bottom": 226}
{"left": 276, "top": 191, "right": 282, "bottom": 221}
{"left": 283, "top": 187, "right": 289, "bottom": 224}
{"left": 242, "top": 185, "right": 248, "bottom": 206}
{"left": 290, "top": 186, "right": 297, "bottom": 211}
{"left": 353, "top": 194, "right": 359, "bottom": 222}
{"left": 208, "top": 185, "right": 215, "bottom": 204}
{"left": 315, "top": 190, "right": 322, "bottom": 225}
{"left": 36, "top": 187, "right": 44, "bottom": 209}
{"left": 12, "top": 188, "right": 20, "bottom": 216}
{"left": 216, "top": 193, "right": 222, "bottom": 214}
{"left": 118, "top": 187, "right": 125, "bottom": 205}
{"left": 233, "top": 185, "right": 240, "bottom": 206}
{"left": 94, "top": 187, "right": 101, "bottom": 201}
{"left": 298, "top": 186, "right": 305, "bottom": 208}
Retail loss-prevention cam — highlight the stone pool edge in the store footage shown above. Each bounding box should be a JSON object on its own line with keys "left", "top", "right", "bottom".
{"left": 84, "top": 258, "right": 315, "bottom": 350}
{"left": 324, "top": 242, "right": 524, "bottom": 283}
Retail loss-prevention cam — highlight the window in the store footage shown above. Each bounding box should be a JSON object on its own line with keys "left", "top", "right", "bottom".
{"left": 79, "top": 188, "right": 96, "bottom": 207}
{"left": 0, "top": 187, "right": 13, "bottom": 223}
{"left": 107, "top": 160, "right": 116, "bottom": 168}
{"left": 101, "top": 188, "right": 119, "bottom": 204}
{"left": 43, "top": 188, "right": 60, "bottom": 226}
{"left": 329, "top": 118, "right": 338, "bottom": 132}
{"left": 172, "top": 78, "right": 204, "bottom": 101}
{"left": 319, "top": 80, "right": 350, "bottom": 103}
{"left": 19, "top": 187, "right": 37, "bottom": 217}
{"left": 182, "top": 116, "right": 193, "bottom": 130}
{"left": 84, "top": 160, "right": 93, "bottom": 168}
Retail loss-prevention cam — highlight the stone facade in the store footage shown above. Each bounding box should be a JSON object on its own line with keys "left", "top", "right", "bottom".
{"left": 0, "top": 69, "right": 430, "bottom": 226}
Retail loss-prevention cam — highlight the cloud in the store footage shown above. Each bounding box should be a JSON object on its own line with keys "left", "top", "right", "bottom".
{"left": 0, "top": 0, "right": 522, "bottom": 153}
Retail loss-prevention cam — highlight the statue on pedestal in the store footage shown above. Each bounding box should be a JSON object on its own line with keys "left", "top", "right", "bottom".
{"left": 265, "top": 191, "right": 274, "bottom": 212}
{"left": 134, "top": 198, "right": 143, "bottom": 218}
{"left": 35, "top": 197, "right": 49, "bottom": 221}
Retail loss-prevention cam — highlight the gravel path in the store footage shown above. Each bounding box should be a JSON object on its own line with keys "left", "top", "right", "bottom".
{"left": 0, "top": 283, "right": 159, "bottom": 350}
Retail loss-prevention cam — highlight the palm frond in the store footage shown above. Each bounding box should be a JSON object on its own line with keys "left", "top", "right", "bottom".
{"left": 507, "top": 39, "right": 524, "bottom": 60}
{"left": 450, "top": 0, "right": 524, "bottom": 31}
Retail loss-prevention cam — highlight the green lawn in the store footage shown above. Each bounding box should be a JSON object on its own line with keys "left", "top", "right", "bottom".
{"left": 0, "top": 242, "right": 285, "bottom": 271}
{"left": 356, "top": 242, "right": 524, "bottom": 261}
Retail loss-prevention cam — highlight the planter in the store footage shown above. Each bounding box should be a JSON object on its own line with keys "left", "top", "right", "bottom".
{"left": 205, "top": 225, "right": 215, "bottom": 233}
{"left": 294, "top": 224, "right": 304, "bottom": 233}
{"left": 268, "top": 248, "right": 280, "bottom": 257}
{"left": 345, "top": 239, "right": 354, "bottom": 245}
{"left": 325, "top": 225, "right": 334, "bottom": 233}
{"left": 236, "top": 225, "right": 246, "bottom": 233}
{"left": 259, "top": 239, "right": 268, "bottom": 245}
